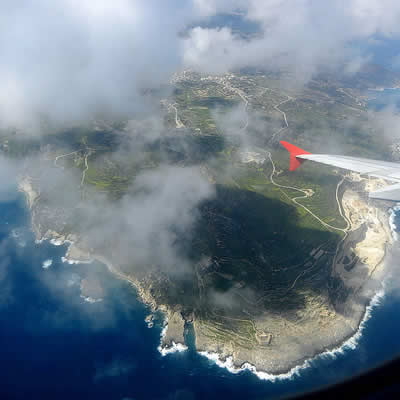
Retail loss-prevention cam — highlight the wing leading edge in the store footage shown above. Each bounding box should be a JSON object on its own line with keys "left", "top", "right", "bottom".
{"left": 280, "top": 140, "right": 400, "bottom": 202}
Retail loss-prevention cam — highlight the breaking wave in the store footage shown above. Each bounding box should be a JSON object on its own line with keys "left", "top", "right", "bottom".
{"left": 159, "top": 342, "right": 188, "bottom": 356}
{"left": 50, "top": 238, "right": 70, "bottom": 246}
{"left": 47, "top": 238, "right": 93, "bottom": 265}
{"left": 200, "top": 205, "right": 400, "bottom": 381}
{"left": 199, "top": 286, "right": 386, "bottom": 381}
{"left": 157, "top": 316, "right": 188, "bottom": 356}
{"left": 42, "top": 259, "right": 53, "bottom": 269}
{"left": 389, "top": 205, "right": 400, "bottom": 241}
{"left": 61, "top": 256, "right": 93, "bottom": 265}
{"left": 80, "top": 295, "right": 103, "bottom": 304}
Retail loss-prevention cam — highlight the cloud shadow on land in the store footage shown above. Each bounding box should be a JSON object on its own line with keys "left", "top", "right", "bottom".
{"left": 146, "top": 184, "right": 343, "bottom": 319}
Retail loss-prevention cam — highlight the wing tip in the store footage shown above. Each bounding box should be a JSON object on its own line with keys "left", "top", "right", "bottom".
{"left": 280, "top": 140, "right": 311, "bottom": 171}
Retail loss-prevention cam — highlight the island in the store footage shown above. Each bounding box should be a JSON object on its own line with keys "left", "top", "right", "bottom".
{"left": 12, "top": 65, "right": 400, "bottom": 374}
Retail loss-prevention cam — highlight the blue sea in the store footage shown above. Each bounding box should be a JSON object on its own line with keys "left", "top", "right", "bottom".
{"left": 368, "top": 88, "right": 400, "bottom": 111}
{"left": 1, "top": 189, "right": 400, "bottom": 400}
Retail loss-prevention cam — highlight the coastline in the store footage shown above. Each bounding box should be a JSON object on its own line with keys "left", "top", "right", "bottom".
{"left": 75, "top": 252, "right": 189, "bottom": 356}
{"left": 198, "top": 285, "right": 387, "bottom": 381}
{"left": 157, "top": 314, "right": 188, "bottom": 356}
{"left": 17, "top": 177, "right": 188, "bottom": 355}
{"left": 18, "top": 175, "right": 396, "bottom": 379}
{"left": 192, "top": 181, "right": 394, "bottom": 375}
{"left": 389, "top": 206, "right": 400, "bottom": 241}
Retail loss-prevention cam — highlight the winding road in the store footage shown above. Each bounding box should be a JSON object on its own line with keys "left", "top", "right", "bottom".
{"left": 54, "top": 150, "right": 79, "bottom": 168}
{"left": 266, "top": 151, "right": 348, "bottom": 233}
{"left": 170, "top": 103, "right": 185, "bottom": 129}
{"left": 224, "top": 78, "right": 348, "bottom": 234}
{"left": 271, "top": 95, "right": 294, "bottom": 141}
{"left": 53, "top": 147, "right": 94, "bottom": 189}
{"left": 80, "top": 151, "right": 90, "bottom": 187}
{"left": 227, "top": 78, "right": 353, "bottom": 293}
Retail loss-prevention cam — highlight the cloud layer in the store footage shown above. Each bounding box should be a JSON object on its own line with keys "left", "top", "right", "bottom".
{"left": 0, "top": 0, "right": 189, "bottom": 131}
{"left": 185, "top": 0, "right": 400, "bottom": 78}
{"left": 1, "top": 0, "right": 400, "bottom": 132}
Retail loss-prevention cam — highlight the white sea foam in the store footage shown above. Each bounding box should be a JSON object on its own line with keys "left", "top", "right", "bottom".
{"left": 145, "top": 314, "right": 155, "bottom": 328}
{"left": 199, "top": 285, "right": 386, "bottom": 382}
{"left": 45, "top": 236, "right": 73, "bottom": 247}
{"left": 50, "top": 238, "right": 67, "bottom": 246}
{"left": 199, "top": 205, "right": 400, "bottom": 381}
{"left": 158, "top": 342, "right": 188, "bottom": 356}
{"left": 159, "top": 320, "right": 168, "bottom": 338}
{"left": 389, "top": 205, "right": 400, "bottom": 241}
{"left": 42, "top": 259, "right": 53, "bottom": 269}
{"left": 11, "top": 229, "right": 26, "bottom": 247}
{"left": 157, "top": 316, "right": 188, "bottom": 356}
{"left": 80, "top": 295, "right": 103, "bottom": 304}
{"left": 61, "top": 256, "right": 93, "bottom": 265}
{"left": 44, "top": 236, "right": 93, "bottom": 265}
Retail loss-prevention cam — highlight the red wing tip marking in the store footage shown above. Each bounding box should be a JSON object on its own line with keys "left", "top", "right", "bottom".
{"left": 279, "top": 141, "right": 311, "bottom": 171}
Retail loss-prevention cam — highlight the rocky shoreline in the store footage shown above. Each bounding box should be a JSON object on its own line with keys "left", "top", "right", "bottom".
{"left": 18, "top": 175, "right": 394, "bottom": 376}
{"left": 194, "top": 177, "right": 393, "bottom": 374}
{"left": 18, "top": 176, "right": 185, "bottom": 354}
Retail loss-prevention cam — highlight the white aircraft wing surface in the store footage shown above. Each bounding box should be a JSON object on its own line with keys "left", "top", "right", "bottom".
{"left": 297, "top": 154, "right": 400, "bottom": 182}
{"left": 280, "top": 140, "right": 400, "bottom": 201}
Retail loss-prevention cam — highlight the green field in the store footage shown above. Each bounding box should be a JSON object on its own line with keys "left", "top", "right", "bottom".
{"left": 5, "top": 67, "right": 397, "bottom": 348}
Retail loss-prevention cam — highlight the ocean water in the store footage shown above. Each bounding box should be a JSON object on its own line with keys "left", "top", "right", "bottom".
{"left": 1, "top": 191, "right": 400, "bottom": 400}
{"left": 368, "top": 88, "right": 400, "bottom": 111}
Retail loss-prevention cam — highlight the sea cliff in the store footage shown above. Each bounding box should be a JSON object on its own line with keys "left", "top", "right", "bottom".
{"left": 18, "top": 174, "right": 394, "bottom": 375}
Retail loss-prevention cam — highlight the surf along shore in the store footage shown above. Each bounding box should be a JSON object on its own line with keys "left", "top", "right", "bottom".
{"left": 18, "top": 173, "right": 395, "bottom": 377}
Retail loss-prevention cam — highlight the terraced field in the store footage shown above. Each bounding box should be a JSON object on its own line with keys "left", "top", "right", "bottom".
{"left": 2, "top": 67, "right": 396, "bottom": 358}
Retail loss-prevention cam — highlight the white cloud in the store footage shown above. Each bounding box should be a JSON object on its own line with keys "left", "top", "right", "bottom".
{"left": 1, "top": 0, "right": 400, "bottom": 132}
{"left": 64, "top": 165, "right": 215, "bottom": 275}
{"left": 184, "top": 0, "right": 400, "bottom": 79}
{"left": 192, "top": 0, "right": 248, "bottom": 17}
{"left": 0, "top": 0, "right": 189, "bottom": 131}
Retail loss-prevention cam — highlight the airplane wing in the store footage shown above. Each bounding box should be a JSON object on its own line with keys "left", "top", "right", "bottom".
{"left": 280, "top": 140, "right": 400, "bottom": 201}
